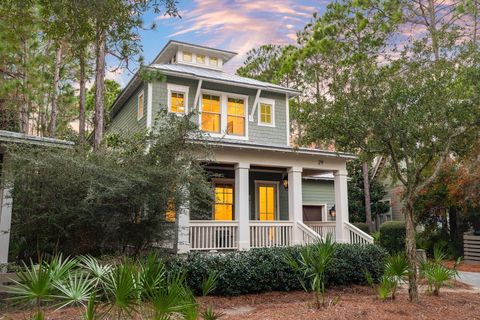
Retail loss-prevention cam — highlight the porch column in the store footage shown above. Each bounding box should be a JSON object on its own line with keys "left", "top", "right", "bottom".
{"left": 176, "top": 187, "right": 190, "bottom": 253}
{"left": 334, "top": 169, "right": 349, "bottom": 243}
{"left": 288, "top": 166, "right": 303, "bottom": 245}
{"left": 235, "top": 162, "right": 250, "bottom": 250}
{"left": 0, "top": 182, "right": 12, "bottom": 267}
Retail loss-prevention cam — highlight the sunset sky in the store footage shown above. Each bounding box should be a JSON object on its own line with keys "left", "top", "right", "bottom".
{"left": 108, "top": 0, "right": 328, "bottom": 86}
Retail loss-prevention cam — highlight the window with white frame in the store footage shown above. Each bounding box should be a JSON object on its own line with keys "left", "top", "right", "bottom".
{"left": 200, "top": 90, "right": 248, "bottom": 138}
{"left": 137, "top": 90, "right": 144, "bottom": 120}
{"left": 183, "top": 52, "right": 192, "bottom": 62}
{"left": 209, "top": 57, "right": 218, "bottom": 66}
{"left": 196, "top": 54, "right": 205, "bottom": 64}
{"left": 258, "top": 98, "right": 275, "bottom": 126}
{"left": 167, "top": 84, "right": 189, "bottom": 115}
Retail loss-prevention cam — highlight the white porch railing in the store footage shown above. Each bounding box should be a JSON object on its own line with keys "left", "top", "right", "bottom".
{"left": 297, "top": 221, "right": 322, "bottom": 244}
{"left": 305, "top": 221, "right": 336, "bottom": 238}
{"left": 250, "top": 221, "right": 293, "bottom": 248}
{"left": 189, "top": 221, "right": 238, "bottom": 250}
{"left": 345, "top": 222, "right": 374, "bottom": 245}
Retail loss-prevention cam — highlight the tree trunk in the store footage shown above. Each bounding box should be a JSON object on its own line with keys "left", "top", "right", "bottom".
{"left": 362, "top": 161, "right": 373, "bottom": 233}
{"left": 49, "top": 42, "right": 63, "bottom": 137}
{"left": 20, "top": 37, "right": 29, "bottom": 134}
{"left": 405, "top": 199, "right": 419, "bottom": 302}
{"left": 78, "top": 52, "right": 86, "bottom": 143}
{"left": 93, "top": 29, "right": 106, "bottom": 150}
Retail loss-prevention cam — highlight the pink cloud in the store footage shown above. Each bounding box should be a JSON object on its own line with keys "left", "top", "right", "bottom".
{"left": 165, "top": 0, "right": 318, "bottom": 72}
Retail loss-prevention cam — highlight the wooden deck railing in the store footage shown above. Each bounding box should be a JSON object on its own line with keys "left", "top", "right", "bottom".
{"left": 189, "top": 221, "right": 238, "bottom": 251}
{"left": 344, "top": 222, "right": 374, "bottom": 244}
{"left": 305, "top": 221, "right": 336, "bottom": 238}
{"left": 250, "top": 221, "right": 293, "bottom": 248}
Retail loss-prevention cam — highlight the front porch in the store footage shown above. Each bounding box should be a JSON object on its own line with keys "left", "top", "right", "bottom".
{"left": 176, "top": 143, "right": 373, "bottom": 252}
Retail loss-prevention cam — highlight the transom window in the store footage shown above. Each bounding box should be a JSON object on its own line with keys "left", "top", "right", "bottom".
{"left": 196, "top": 54, "right": 205, "bottom": 64}
{"left": 209, "top": 57, "right": 218, "bottom": 66}
{"left": 201, "top": 94, "right": 221, "bottom": 133}
{"left": 137, "top": 91, "right": 144, "bottom": 120}
{"left": 170, "top": 92, "right": 185, "bottom": 114}
{"left": 256, "top": 182, "right": 278, "bottom": 221}
{"left": 258, "top": 98, "right": 275, "bottom": 126}
{"left": 183, "top": 52, "right": 192, "bottom": 62}
{"left": 214, "top": 182, "right": 234, "bottom": 220}
{"left": 227, "top": 98, "right": 245, "bottom": 136}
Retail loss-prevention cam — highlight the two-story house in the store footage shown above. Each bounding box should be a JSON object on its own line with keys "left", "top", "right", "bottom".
{"left": 108, "top": 40, "right": 373, "bottom": 252}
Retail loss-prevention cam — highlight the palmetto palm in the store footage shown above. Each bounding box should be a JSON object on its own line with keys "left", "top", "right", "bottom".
{"left": 384, "top": 253, "right": 409, "bottom": 299}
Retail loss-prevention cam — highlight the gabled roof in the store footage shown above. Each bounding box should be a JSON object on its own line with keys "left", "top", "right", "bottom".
{"left": 152, "top": 40, "right": 237, "bottom": 64}
{"left": 149, "top": 64, "right": 301, "bottom": 96}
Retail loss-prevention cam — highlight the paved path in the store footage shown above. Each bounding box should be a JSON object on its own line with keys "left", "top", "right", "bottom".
{"left": 457, "top": 271, "right": 480, "bottom": 288}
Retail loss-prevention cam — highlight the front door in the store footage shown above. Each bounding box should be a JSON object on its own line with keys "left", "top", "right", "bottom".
{"left": 256, "top": 182, "right": 278, "bottom": 221}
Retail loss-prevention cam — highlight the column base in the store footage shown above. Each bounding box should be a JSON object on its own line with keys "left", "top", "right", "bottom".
{"left": 237, "top": 241, "right": 250, "bottom": 251}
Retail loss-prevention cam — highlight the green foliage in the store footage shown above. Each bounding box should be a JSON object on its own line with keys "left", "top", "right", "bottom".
{"left": 383, "top": 254, "right": 409, "bottom": 299}
{"left": 419, "top": 245, "right": 460, "bottom": 296}
{"left": 168, "top": 244, "right": 387, "bottom": 296}
{"left": 201, "top": 271, "right": 218, "bottom": 297}
{"left": 352, "top": 222, "right": 370, "bottom": 234}
{"left": 201, "top": 305, "right": 225, "bottom": 320}
{"left": 378, "top": 221, "right": 406, "bottom": 254}
{"left": 348, "top": 160, "right": 389, "bottom": 223}
{"left": 6, "top": 112, "right": 212, "bottom": 260}
{"left": 285, "top": 235, "right": 336, "bottom": 308}
{"left": 377, "top": 276, "right": 395, "bottom": 301}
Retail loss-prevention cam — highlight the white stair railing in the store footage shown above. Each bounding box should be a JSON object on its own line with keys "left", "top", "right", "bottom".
{"left": 297, "top": 221, "right": 323, "bottom": 244}
{"left": 304, "top": 221, "right": 336, "bottom": 239}
{"left": 250, "top": 221, "right": 293, "bottom": 248}
{"left": 189, "top": 221, "right": 238, "bottom": 250}
{"left": 344, "top": 222, "right": 374, "bottom": 245}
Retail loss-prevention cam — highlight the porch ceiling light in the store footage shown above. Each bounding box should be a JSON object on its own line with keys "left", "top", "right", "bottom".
{"left": 329, "top": 205, "right": 336, "bottom": 218}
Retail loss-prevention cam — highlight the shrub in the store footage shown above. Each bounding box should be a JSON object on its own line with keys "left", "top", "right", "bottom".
{"left": 353, "top": 222, "right": 370, "bottom": 234}
{"left": 167, "top": 244, "right": 387, "bottom": 296}
{"left": 378, "top": 221, "right": 406, "bottom": 254}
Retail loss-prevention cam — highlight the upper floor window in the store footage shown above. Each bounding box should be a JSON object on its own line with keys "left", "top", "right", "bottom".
{"left": 183, "top": 52, "right": 192, "bottom": 62}
{"left": 137, "top": 90, "right": 144, "bottom": 120}
{"left": 258, "top": 98, "right": 275, "bottom": 127}
{"left": 196, "top": 54, "right": 205, "bottom": 64}
{"left": 167, "top": 84, "right": 189, "bottom": 115}
{"left": 227, "top": 98, "right": 245, "bottom": 136}
{"left": 201, "top": 94, "right": 221, "bottom": 133}
{"left": 209, "top": 57, "right": 218, "bottom": 67}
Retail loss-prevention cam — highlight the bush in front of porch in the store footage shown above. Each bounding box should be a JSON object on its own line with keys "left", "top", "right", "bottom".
{"left": 167, "top": 244, "right": 387, "bottom": 296}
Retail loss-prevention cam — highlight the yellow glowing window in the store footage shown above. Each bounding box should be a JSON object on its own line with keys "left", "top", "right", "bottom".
{"left": 196, "top": 54, "right": 205, "bottom": 64}
{"left": 259, "top": 103, "right": 272, "bottom": 124}
{"left": 258, "top": 185, "right": 276, "bottom": 220}
{"left": 227, "top": 98, "right": 245, "bottom": 136}
{"left": 165, "top": 200, "right": 176, "bottom": 222}
{"left": 209, "top": 57, "right": 218, "bottom": 66}
{"left": 170, "top": 92, "right": 185, "bottom": 113}
{"left": 137, "top": 92, "right": 144, "bottom": 120}
{"left": 201, "top": 94, "right": 221, "bottom": 133}
{"left": 214, "top": 183, "right": 234, "bottom": 220}
{"left": 183, "top": 52, "right": 192, "bottom": 62}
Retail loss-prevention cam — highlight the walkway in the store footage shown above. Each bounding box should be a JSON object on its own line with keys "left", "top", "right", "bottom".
{"left": 457, "top": 271, "right": 480, "bottom": 289}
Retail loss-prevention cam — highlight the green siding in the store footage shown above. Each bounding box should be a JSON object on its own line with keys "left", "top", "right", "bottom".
{"left": 302, "top": 179, "right": 335, "bottom": 210}
{"left": 110, "top": 75, "right": 289, "bottom": 146}
{"left": 108, "top": 83, "right": 148, "bottom": 136}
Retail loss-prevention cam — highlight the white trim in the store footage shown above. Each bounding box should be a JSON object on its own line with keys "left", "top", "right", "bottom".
{"left": 254, "top": 180, "right": 280, "bottom": 221}
{"left": 193, "top": 79, "right": 203, "bottom": 111}
{"left": 146, "top": 83, "right": 153, "bottom": 128}
{"left": 249, "top": 89, "right": 262, "bottom": 121}
{"left": 199, "top": 88, "right": 249, "bottom": 141}
{"left": 286, "top": 93, "right": 290, "bottom": 146}
{"left": 177, "top": 50, "right": 223, "bottom": 71}
{"left": 257, "top": 98, "right": 275, "bottom": 127}
{"left": 167, "top": 83, "right": 189, "bottom": 115}
{"left": 137, "top": 90, "right": 145, "bottom": 121}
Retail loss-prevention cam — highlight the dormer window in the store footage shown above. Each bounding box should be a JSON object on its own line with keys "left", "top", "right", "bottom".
{"left": 209, "top": 57, "right": 218, "bottom": 67}
{"left": 183, "top": 52, "right": 192, "bottom": 62}
{"left": 196, "top": 54, "right": 205, "bottom": 64}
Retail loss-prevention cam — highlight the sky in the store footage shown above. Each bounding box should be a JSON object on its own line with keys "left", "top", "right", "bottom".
{"left": 107, "top": 0, "right": 329, "bottom": 87}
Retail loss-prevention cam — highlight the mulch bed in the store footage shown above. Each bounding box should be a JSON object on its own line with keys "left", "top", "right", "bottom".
{"left": 2, "top": 284, "right": 479, "bottom": 320}
{"left": 444, "top": 260, "right": 480, "bottom": 273}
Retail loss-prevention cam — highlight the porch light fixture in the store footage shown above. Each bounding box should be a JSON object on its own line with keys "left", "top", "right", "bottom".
{"left": 329, "top": 205, "right": 336, "bottom": 218}
{"left": 281, "top": 173, "right": 288, "bottom": 190}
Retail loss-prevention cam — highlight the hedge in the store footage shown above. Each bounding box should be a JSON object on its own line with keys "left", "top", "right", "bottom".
{"left": 378, "top": 221, "right": 406, "bottom": 254}
{"left": 352, "top": 222, "right": 370, "bottom": 234}
{"left": 166, "top": 244, "right": 387, "bottom": 296}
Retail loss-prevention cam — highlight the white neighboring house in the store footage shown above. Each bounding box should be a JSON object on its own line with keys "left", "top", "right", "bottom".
{"left": 108, "top": 40, "right": 373, "bottom": 253}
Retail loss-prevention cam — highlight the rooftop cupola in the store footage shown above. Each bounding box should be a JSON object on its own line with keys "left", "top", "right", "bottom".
{"left": 151, "top": 40, "right": 237, "bottom": 71}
